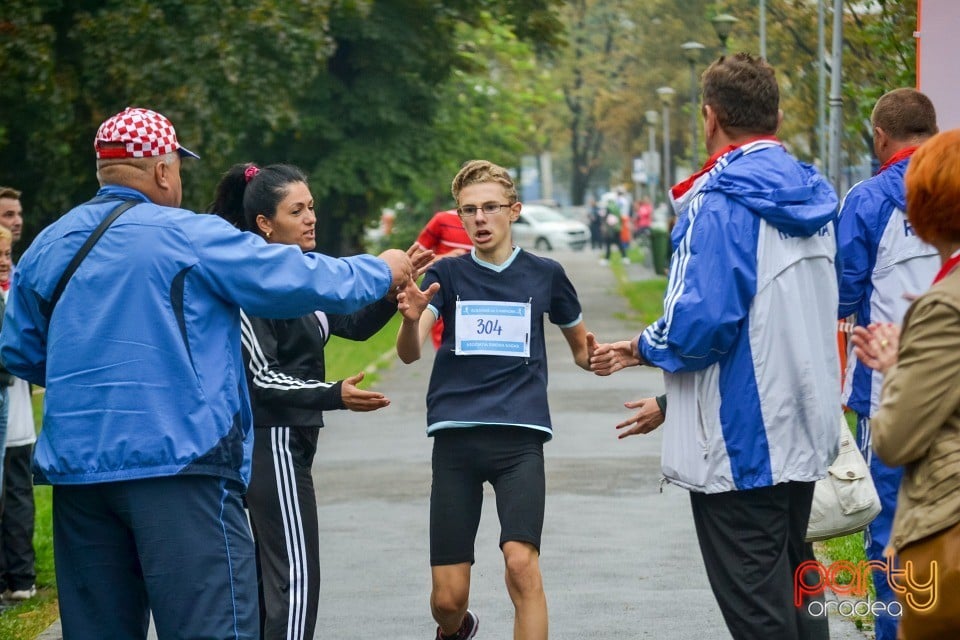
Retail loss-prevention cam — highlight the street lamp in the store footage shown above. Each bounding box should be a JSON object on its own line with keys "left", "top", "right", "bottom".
{"left": 711, "top": 13, "right": 739, "bottom": 56}
{"left": 681, "top": 41, "right": 706, "bottom": 168}
{"left": 657, "top": 86, "right": 676, "bottom": 191}
{"left": 645, "top": 109, "right": 659, "bottom": 205}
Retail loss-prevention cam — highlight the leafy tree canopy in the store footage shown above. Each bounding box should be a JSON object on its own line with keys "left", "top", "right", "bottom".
{"left": 0, "top": 0, "right": 563, "bottom": 252}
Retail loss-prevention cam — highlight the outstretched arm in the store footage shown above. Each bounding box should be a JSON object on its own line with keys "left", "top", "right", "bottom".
{"left": 241, "top": 312, "right": 346, "bottom": 412}
{"left": 561, "top": 324, "right": 593, "bottom": 371}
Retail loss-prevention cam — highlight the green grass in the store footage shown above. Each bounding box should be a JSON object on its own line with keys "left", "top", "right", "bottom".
{"left": 607, "top": 250, "right": 668, "bottom": 328}
{"left": 2, "top": 321, "right": 405, "bottom": 640}
{"left": 323, "top": 314, "right": 402, "bottom": 384}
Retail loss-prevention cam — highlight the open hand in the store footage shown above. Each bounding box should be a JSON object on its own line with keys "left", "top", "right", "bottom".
{"left": 408, "top": 242, "right": 435, "bottom": 278}
{"left": 397, "top": 281, "right": 440, "bottom": 322}
{"left": 341, "top": 371, "right": 390, "bottom": 412}
{"left": 615, "top": 397, "right": 665, "bottom": 438}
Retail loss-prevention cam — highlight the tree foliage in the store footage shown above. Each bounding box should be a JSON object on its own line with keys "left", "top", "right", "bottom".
{"left": 532, "top": 0, "right": 919, "bottom": 204}
{"left": 385, "top": 14, "right": 563, "bottom": 250}
{"left": 0, "top": 0, "right": 563, "bottom": 252}
{"left": 0, "top": 0, "right": 921, "bottom": 245}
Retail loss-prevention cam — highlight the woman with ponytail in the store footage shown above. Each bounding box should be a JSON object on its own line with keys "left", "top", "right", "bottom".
{"left": 209, "top": 163, "right": 429, "bottom": 639}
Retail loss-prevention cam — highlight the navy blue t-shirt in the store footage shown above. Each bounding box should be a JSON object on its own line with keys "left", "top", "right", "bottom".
{"left": 422, "top": 248, "right": 582, "bottom": 439}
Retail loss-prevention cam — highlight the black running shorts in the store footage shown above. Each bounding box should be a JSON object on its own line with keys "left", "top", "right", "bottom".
{"left": 429, "top": 426, "right": 546, "bottom": 566}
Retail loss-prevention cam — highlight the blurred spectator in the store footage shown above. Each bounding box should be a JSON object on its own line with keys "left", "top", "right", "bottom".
{"left": 587, "top": 196, "right": 603, "bottom": 250}
{"left": 633, "top": 199, "right": 652, "bottom": 241}
{"left": 599, "top": 198, "right": 628, "bottom": 265}
{"left": 380, "top": 207, "right": 396, "bottom": 237}
{"left": 852, "top": 128, "right": 960, "bottom": 640}
{"left": 0, "top": 225, "right": 11, "bottom": 487}
{"left": 415, "top": 209, "right": 472, "bottom": 350}
{"left": 0, "top": 187, "right": 36, "bottom": 602}
{"left": 0, "top": 377, "right": 35, "bottom": 602}
{"left": 836, "top": 88, "right": 939, "bottom": 640}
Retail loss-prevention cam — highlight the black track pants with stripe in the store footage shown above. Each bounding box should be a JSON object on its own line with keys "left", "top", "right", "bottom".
{"left": 247, "top": 426, "right": 321, "bottom": 640}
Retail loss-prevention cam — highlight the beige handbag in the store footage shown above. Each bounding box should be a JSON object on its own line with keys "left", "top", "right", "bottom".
{"left": 805, "top": 415, "right": 882, "bottom": 542}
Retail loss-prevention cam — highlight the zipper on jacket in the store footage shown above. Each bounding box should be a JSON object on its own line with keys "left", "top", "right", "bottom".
{"left": 658, "top": 476, "right": 671, "bottom": 493}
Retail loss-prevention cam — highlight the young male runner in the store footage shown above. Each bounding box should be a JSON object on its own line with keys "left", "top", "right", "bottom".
{"left": 397, "top": 159, "right": 593, "bottom": 640}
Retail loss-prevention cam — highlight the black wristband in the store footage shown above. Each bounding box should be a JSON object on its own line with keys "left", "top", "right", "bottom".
{"left": 654, "top": 394, "right": 667, "bottom": 415}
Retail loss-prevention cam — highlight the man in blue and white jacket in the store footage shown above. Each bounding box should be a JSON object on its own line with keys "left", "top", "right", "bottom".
{"left": 837, "top": 88, "right": 939, "bottom": 640}
{"left": 0, "top": 107, "right": 415, "bottom": 640}
{"left": 591, "top": 54, "right": 839, "bottom": 640}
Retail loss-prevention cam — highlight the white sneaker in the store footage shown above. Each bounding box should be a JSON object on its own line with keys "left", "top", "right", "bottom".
{"left": 598, "top": 259, "right": 609, "bottom": 266}
{"left": 622, "top": 257, "right": 631, "bottom": 264}
{"left": 5, "top": 585, "right": 36, "bottom": 600}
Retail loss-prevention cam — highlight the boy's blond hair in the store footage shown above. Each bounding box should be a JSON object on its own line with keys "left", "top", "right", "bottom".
{"left": 451, "top": 160, "right": 518, "bottom": 204}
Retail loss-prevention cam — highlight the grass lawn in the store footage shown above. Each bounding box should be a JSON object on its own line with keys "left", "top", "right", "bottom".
{"left": 2, "top": 318, "right": 404, "bottom": 640}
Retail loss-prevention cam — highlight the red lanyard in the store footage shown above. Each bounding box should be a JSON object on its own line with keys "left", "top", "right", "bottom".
{"left": 933, "top": 250, "right": 960, "bottom": 285}
{"left": 877, "top": 146, "right": 917, "bottom": 174}
{"left": 670, "top": 135, "right": 780, "bottom": 200}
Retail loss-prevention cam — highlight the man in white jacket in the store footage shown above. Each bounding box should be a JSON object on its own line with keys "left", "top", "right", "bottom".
{"left": 591, "top": 54, "right": 839, "bottom": 640}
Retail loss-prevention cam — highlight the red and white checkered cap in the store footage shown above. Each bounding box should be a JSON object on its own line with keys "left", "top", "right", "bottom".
{"left": 94, "top": 107, "right": 199, "bottom": 160}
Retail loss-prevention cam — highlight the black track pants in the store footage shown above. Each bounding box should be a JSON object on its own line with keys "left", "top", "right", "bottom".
{"left": 247, "top": 426, "right": 321, "bottom": 640}
{"left": 689, "top": 481, "right": 829, "bottom": 640}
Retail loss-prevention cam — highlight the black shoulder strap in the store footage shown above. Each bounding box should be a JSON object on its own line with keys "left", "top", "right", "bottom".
{"left": 47, "top": 200, "right": 139, "bottom": 313}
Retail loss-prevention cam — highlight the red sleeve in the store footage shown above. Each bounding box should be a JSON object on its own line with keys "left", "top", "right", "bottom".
{"left": 417, "top": 213, "right": 443, "bottom": 250}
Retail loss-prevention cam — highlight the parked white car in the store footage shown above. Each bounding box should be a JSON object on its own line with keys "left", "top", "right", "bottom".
{"left": 512, "top": 204, "right": 589, "bottom": 252}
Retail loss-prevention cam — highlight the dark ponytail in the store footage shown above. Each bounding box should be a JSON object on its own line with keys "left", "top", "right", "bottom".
{"left": 208, "top": 163, "right": 308, "bottom": 235}
{"left": 208, "top": 163, "right": 255, "bottom": 230}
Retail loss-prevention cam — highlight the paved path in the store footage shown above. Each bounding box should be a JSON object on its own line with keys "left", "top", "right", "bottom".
{"left": 39, "top": 248, "right": 869, "bottom": 639}
{"left": 311, "top": 248, "right": 869, "bottom": 639}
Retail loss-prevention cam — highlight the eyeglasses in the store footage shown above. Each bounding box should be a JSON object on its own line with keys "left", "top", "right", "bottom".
{"left": 457, "top": 202, "right": 513, "bottom": 217}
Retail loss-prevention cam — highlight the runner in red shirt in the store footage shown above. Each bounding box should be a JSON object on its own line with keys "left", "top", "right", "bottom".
{"left": 416, "top": 209, "right": 473, "bottom": 349}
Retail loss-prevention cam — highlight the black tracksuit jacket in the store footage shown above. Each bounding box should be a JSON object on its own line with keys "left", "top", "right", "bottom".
{"left": 239, "top": 296, "right": 396, "bottom": 428}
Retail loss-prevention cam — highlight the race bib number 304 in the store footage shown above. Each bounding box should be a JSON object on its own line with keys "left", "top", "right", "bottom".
{"left": 455, "top": 300, "right": 531, "bottom": 357}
